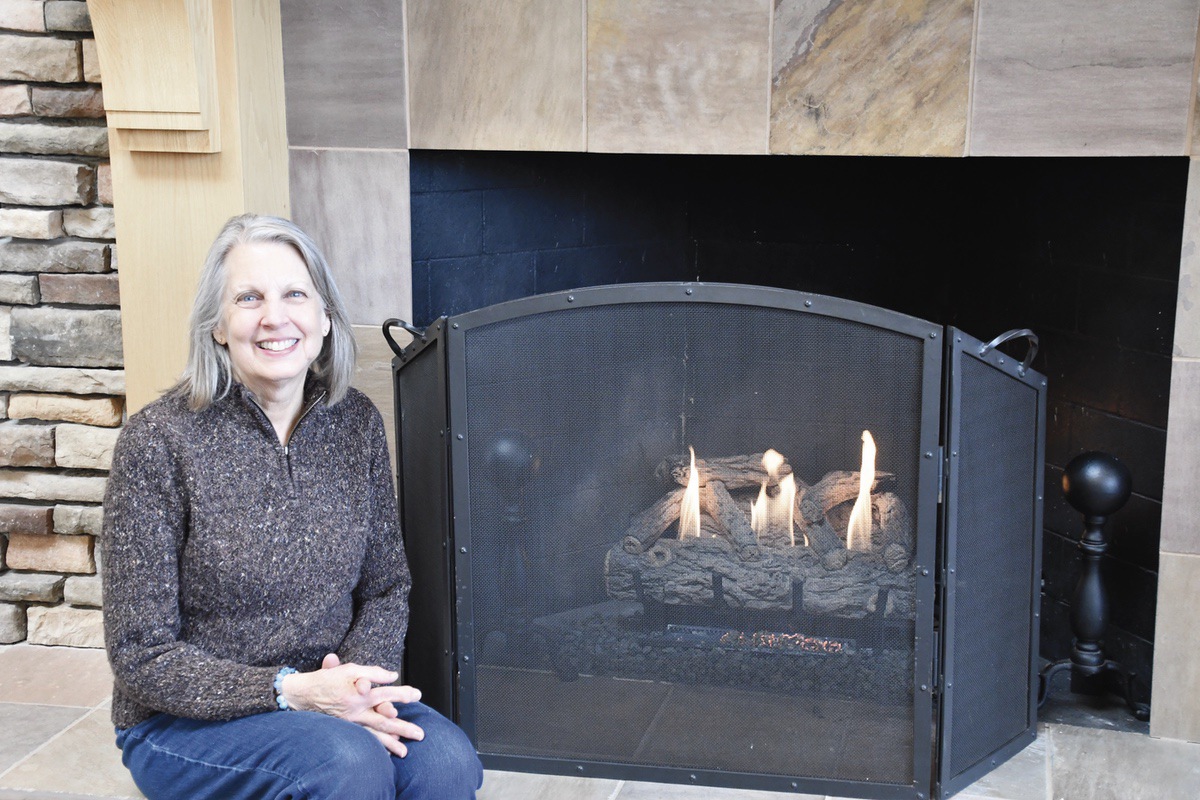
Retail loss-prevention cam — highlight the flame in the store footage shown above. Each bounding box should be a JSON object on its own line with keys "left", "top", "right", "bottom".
{"left": 679, "top": 446, "right": 701, "bottom": 539}
{"left": 845, "top": 430, "right": 876, "bottom": 551}
{"left": 751, "top": 449, "right": 797, "bottom": 545}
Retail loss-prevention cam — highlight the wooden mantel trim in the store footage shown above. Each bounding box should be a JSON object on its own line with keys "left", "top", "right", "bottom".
{"left": 87, "top": 0, "right": 290, "bottom": 412}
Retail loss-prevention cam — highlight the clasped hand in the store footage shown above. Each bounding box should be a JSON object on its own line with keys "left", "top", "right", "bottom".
{"left": 279, "top": 653, "right": 425, "bottom": 757}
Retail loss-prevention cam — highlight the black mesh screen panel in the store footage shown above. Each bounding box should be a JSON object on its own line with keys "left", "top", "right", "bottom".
{"left": 946, "top": 355, "right": 1039, "bottom": 780}
{"left": 458, "top": 300, "right": 926, "bottom": 784}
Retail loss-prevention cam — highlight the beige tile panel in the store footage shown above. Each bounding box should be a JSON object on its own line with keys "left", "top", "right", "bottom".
{"left": 288, "top": 148, "right": 412, "bottom": 328}
{"left": 1151, "top": 552, "right": 1200, "bottom": 744}
{"left": 1161, "top": 358, "right": 1200, "bottom": 554}
{"left": 618, "top": 781, "right": 823, "bottom": 799}
{"left": 588, "top": 0, "right": 771, "bottom": 154}
{"left": 352, "top": 323, "right": 412, "bottom": 476}
{"left": 479, "top": 770, "right": 621, "bottom": 800}
{"left": 952, "top": 725, "right": 1048, "bottom": 799}
{"left": 0, "top": 706, "right": 144, "bottom": 799}
{"left": 0, "top": 644, "right": 112, "bottom": 707}
{"left": 1175, "top": 158, "right": 1200, "bottom": 358}
{"left": 1052, "top": 719, "right": 1200, "bottom": 796}
{"left": 407, "top": 0, "right": 584, "bottom": 151}
{"left": 770, "top": 0, "right": 973, "bottom": 156}
{"left": 970, "top": 0, "right": 1198, "bottom": 155}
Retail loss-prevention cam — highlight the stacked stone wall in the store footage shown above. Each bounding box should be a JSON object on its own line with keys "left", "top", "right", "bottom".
{"left": 1, "top": 0, "right": 118, "bottom": 648}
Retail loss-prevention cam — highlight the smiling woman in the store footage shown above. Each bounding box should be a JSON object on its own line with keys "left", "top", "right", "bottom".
{"left": 99, "top": 214, "right": 483, "bottom": 800}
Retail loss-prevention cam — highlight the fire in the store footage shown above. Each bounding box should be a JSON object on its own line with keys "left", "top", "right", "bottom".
{"left": 679, "top": 446, "right": 702, "bottom": 539}
{"left": 750, "top": 449, "right": 797, "bottom": 545}
{"left": 845, "top": 430, "right": 876, "bottom": 551}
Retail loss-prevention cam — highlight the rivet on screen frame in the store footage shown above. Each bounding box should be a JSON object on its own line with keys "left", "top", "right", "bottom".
{"left": 804, "top": 300, "right": 812, "bottom": 307}
{"left": 452, "top": 323, "right": 459, "bottom": 329}
{"left": 685, "top": 288, "right": 693, "bottom": 295}
{"left": 567, "top": 295, "right": 575, "bottom": 302}
{"left": 930, "top": 331, "right": 938, "bottom": 339}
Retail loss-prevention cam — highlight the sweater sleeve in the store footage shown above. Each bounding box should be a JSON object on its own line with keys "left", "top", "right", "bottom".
{"left": 101, "top": 410, "right": 281, "bottom": 722}
{"left": 335, "top": 409, "right": 412, "bottom": 673}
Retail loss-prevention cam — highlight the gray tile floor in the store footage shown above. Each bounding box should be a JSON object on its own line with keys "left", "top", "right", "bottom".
{"left": 1, "top": 643, "right": 1197, "bottom": 799}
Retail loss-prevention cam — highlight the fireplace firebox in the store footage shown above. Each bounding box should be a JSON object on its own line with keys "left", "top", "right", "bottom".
{"left": 388, "top": 283, "right": 1045, "bottom": 800}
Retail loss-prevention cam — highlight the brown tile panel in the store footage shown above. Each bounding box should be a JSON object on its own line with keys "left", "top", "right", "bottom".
{"left": 587, "top": 0, "right": 770, "bottom": 154}
{"left": 288, "top": 148, "right": 412, "bottom": 328}
{"left": 1053, "top": 718, "right": 1200, "bottom": 794}
{"left": 1151, "top": 552, "right": 1200, "bottom": 743}
{"left": 407, "top": 0, "right": 584, "bottom": 151}
{"left": 770, "top": 0, "right": 973, "bottom": 156}
{"left": 279, "top": 0, "right": 407, "bottom": 149}
{"left": 1174, "top": 159, "right": 1200, "bottom": 359}
{"left": 970, "top": 0, "right": 1198, "bottom": 155}
{"left": 0, "top": 644, "right": 111, "bottom": 707}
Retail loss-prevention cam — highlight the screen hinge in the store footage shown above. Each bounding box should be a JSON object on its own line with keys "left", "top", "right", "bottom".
{"left": 936, "top": 446, "right": 946, "bottom": 505}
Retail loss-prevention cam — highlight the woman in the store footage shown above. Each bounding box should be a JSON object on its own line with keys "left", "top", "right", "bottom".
{"left": 101, "top": 214, "right": 483, "bottom": 799}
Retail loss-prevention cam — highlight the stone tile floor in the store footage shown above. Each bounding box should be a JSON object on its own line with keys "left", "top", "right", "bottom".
{"left": 1, "top": 643, "right": 1198, "bottom": 799}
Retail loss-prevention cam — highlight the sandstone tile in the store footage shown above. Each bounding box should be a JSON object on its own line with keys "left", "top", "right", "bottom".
{"left": 27, "top": 604, "right": 102, "bottom": 646}
{"left": 0, "top": 706, "right": 141, "bottom": 798}
{"left": 0, "top": 469, "right": 107, "bottom": 503}
{"left": 970, "top": 0, "right": 1198, "bottom": 155}
{"left": 1174, "top": 158, "right": 1200, "bottom": 357}
{"left": 44, "top": 0, "right": 91, "bottom": 33}
{"left": 0, "top": 502, "right": 53, "bottom": 534}
{"left": 0, "top": 365, "right": 125, "bottom": 394}
{"left": 5, "top": 532, "right": 93, "bottom": 574}
{"left": 38, "top": 272, "right": 120, "bottom": 306}
{"left": 281, "top": 0, "right": 407, "bottom": 148}
{"left": 0, "top": 572, "right": 65, "bottom": 603}
{"left": 0, "top": 643, "right": 111, "bottom": 704}
{"left": 0, "top": 156, "right": 92, "bottom": 206}
{"left": 0, "top": 207, "right": 63, "bottom": 239}
{"left": 408, "top": 0, "right": 583, "bottom": 150}
{"left": 0, "top": 83, "right": 31, "bottom": 116}
{"left": 0, "top": 274, "right": 39, "bottom": 304}
{"left": 1051, "top": 720, "right": 1200, "bottom": 797}
{"left": 0, "top": 240, "right": 108, "bottom": 274}
{"left": 771, "top": 0, "right": 972, "bottom": 156}
{"left": 0, "top": 703, "right": 89, "bottom": 773}
{"left": 61, "top": 206, "right": 115, "bottom": 239}
{"left": 54, "top": 422, "right": 119, "bottom": 470}
{"left": 588, "top": 0, "right": 769, "bottom": 154}
{"left": 81, "top": 38, "right": 100, "bottom": 82}
{"left": 952, "top": 725, "right": 1047, "bottom": 798}
{"left": 0, "top": 420, "right": 55, "bottom": 467}
{"left": 0, "top": 604, "right": 25, "bottom": 643}
{"left": 9, "top": 307, "right": 123, "bottom": 367}
{"left": 30, "top": 85, "right": 105, "bottom": 118}
{"left": 0, "top": 1, "right": 46, "bottom": 34}
{"left": 53, "top": 503, "right": 103, "bottom": 535}
{"left": 1151, "top": 552, "right": 1200, "bottom": 743}
{"left": 479, "top": 771, "right": 622, "bottom": 800}
{"left": 0, "top": 121, "right": 108, "bottom": 157}
{"left": 0, "top": 33, "right": 80, "bottom": 82}
{"left": 618, "top": 782, "right": 821, "bottom": 800}
{"left": 289, "top": 148, "right": 411, "bottom": 326}
{"left": 352, "top": 324, "right": 399, "bottom": 471}
{"left": 1161, "top": 358, "right": 1200, "bottom": 554}
{"left": 63, "top": 573, "right": 101, "bottom": 607}
{"left": 7, "top": 393, "right": 122, "bottom": 426}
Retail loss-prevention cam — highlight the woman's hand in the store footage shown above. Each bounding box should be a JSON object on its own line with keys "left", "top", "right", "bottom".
{"left": 279, "top": 654, "right": 425, "bottom": 757}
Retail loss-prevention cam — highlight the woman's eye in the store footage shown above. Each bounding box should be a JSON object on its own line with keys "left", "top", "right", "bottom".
{"left": 286, "top": 290, "right": 308, "bottom": 300}
{"left": 235, "top": 293, "right": 262, "bottom": 306}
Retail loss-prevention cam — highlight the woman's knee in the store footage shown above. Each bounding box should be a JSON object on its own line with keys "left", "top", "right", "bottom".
{"left": 391, "top": 704, "right": 481, "bottom": 799}
{"left": 292, "top": 713, "right": 395, "bottom": 798}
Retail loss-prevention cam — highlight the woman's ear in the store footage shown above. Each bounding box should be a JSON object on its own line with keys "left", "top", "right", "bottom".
{"left": 323, "top": 313, "right": 331, "bottom": 337}
{"left": 212, "top": 327, "right": 227, "bottom": 346}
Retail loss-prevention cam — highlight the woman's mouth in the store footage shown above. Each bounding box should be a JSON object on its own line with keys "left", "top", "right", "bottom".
{"left": 257, "top": 339, "right": 299, "bottom": 352}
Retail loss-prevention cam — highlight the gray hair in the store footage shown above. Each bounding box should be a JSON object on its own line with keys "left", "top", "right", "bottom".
{"left": 178, "top": 213, "right": 357, "bottom": 410}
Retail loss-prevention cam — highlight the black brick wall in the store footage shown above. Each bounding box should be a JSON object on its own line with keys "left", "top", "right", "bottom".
{"left": 409, "top": 150, "right": 1187, "bottom": 695}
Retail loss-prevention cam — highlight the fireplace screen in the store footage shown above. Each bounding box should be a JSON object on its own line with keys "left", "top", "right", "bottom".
{"left": 390, "top": 284, "right": 1044, "bottom": 799}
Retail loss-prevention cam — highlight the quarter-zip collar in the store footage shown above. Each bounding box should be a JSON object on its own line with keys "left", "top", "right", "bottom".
{"left": 234, "top": 372, "right": 328, "bottom": 451}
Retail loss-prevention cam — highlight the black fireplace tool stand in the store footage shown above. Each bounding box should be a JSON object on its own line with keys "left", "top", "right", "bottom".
{"left": 1037, "top": 451, "right": 1150, "bottom": 721}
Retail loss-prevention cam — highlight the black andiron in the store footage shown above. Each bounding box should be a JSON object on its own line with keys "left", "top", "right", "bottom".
{"left": 1038, "top": 451, "right": 1151, "bottom": 721}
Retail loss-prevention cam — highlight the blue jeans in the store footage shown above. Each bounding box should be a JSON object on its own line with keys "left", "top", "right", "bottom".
{"left": 115, "top": 703, "right": 482, "bottom": 800}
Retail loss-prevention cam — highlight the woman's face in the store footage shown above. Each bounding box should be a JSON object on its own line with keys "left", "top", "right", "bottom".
{"left": 213, "top": 241, "right": 330, "bottom": 401}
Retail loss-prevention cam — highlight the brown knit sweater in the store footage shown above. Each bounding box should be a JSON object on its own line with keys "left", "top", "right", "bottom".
{"left": 101, "top": 378, "right": 410, "bottom": 729}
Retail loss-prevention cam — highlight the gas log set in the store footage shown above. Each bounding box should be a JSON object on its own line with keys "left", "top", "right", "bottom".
{"left": 606, "top": 442, "right": 915, "bottom": 621}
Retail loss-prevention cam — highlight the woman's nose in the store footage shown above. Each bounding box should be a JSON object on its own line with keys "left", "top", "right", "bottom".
{"left": 260, "top": 296, "right": 288, "bottom": 326}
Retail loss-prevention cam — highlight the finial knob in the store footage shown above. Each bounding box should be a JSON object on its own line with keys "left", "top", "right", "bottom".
{"left": 1062, "top": 451, "right": 1131, "bottom": 517}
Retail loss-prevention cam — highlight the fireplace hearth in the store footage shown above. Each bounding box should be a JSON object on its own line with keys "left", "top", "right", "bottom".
{"left": 389, "top": 282, "right": 1046, "bottom": 799}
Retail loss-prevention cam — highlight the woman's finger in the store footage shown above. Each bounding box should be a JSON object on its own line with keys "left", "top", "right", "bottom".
{"left": 369, "top": 728, "right": 408, "bottom": 758}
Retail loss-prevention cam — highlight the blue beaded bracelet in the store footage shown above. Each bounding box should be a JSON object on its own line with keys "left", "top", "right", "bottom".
{"left": 273, "top": 667, "right": 298, "bottom": 710}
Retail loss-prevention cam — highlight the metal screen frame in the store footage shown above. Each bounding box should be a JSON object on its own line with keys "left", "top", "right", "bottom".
{"left": 936, "top": 328, "right": 1046, "bottom": 799}
{"left": 438, "top": 283, "right": 944, "bottom": 799}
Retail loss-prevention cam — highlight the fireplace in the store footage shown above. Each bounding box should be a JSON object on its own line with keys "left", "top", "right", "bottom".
{"left": 389, "top": 283, "right": 1045, "bottom": 798}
